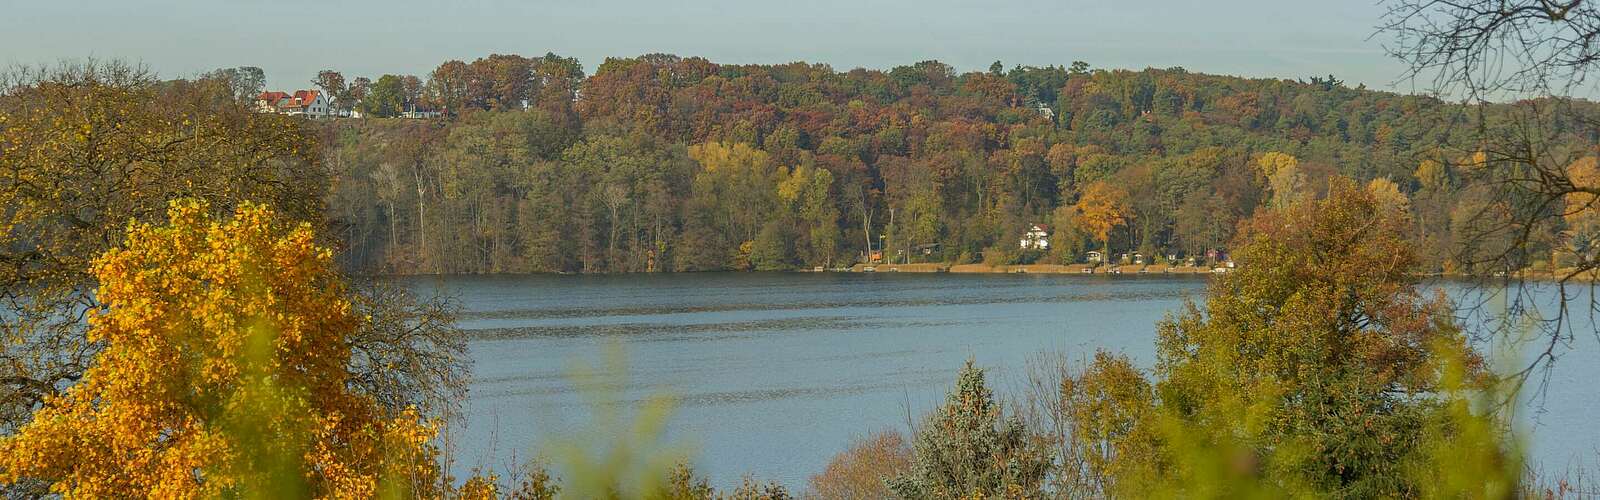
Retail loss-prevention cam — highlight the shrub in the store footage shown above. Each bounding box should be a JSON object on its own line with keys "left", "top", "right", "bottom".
{"left": 889, "top": 360, "right": 1052, "bottom": 499}
{"left": 982, "top": 245, "right": 1020, "bottom": 267}
{"left": 806, "top": 430, "right": 912, "bottom": 500}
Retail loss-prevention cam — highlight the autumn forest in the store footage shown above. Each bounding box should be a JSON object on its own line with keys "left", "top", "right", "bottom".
{"left": 314, "top": 53, "right": 1589, "bottom": 276}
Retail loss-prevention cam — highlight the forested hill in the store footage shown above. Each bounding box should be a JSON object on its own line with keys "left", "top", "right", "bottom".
{"left": 319, "top": 53, "right": 1587, "bottom": 274}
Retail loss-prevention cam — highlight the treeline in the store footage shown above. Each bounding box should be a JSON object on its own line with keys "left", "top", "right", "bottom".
{"left": 315, "top": 53, "right": 1598, "bottom": 275}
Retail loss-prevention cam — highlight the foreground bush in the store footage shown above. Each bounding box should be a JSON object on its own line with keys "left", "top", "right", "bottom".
{"left": 0, "top": 200, "right": 441, "bottom": 497}
{"left": 1057, "top": 178, "right": 1520, "bottom": 498}
{"left": 890, "top": 360, "right": 1052, "bottom": 499}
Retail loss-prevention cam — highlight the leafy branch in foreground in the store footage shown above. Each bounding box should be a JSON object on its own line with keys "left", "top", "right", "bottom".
{"left": 0, "top": 200, "right": 441, "bottom": 497}
{"left": 0, "top": 60, "right": 326, "bottom": 435}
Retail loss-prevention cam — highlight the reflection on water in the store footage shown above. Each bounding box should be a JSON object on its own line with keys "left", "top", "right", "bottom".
{"left": 403, "top": 273, "right": 1600, "bottom": 490}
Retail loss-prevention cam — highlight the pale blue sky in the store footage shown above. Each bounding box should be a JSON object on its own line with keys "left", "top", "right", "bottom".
{"left": 2, "top": 0, "right": 1413, "bottom": 91}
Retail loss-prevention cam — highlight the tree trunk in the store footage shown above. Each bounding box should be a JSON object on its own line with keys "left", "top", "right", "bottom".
{"left": 387, "top": 201, "right": 397, "bottom": 264}
{"left": 608, "top": 205, "right": 621, "bottom": 263}
{"left": 414, "top": 167, "right": 427, "bottom": 271}
{"left": 858, "top": 187, "right": 873, "bottom": 262}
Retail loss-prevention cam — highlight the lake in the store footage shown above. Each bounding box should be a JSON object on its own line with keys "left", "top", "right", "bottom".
{"left": 406, "top": 273, "right": 1600, "bottom": 490}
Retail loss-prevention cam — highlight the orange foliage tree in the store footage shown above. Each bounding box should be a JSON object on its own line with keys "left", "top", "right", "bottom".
{"left": 1073, "top": 181, "right": 1132, "bottom": 254}
{"left": 0, "top": 200, "right": 439, "bottom": 498}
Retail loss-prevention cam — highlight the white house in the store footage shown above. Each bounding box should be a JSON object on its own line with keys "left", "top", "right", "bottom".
{"left": 400, "top": 108, "right": 443, "bottom": 119}
{"left": 1036, "top": 104, "right": 1055, "bottom": 120}
{"left": 1019, "top": 223, "right": 1051, "bottom": 250}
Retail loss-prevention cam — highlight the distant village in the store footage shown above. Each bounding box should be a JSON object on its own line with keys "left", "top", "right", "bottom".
{"left": 253, "top": 89, "right": 441, "bottom": 119}
{"left": 841, "top": 221, "right": 1233, "bottom": 275}
{"left": 1017, "top": 222, "right": 1232, "bottom": 270}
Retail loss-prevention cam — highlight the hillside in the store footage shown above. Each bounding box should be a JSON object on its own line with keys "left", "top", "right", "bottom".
{"left": 318, "top": 53, "right": 1589, "bottom": 274}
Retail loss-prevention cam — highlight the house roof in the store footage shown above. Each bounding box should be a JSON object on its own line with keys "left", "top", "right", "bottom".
{"left": 1029, "top": 223, "right": 1051, "bottom": 232}
{"left": 262, "top": 90, "right": 324, "bottom": 111}
{"left": 257, "top": 91, "right": 290, "bottom": 102}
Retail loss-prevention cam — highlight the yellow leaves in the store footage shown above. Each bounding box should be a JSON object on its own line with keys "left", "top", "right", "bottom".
{"left": 0, "top": 199, "right": 440, "bottom": 497}
{"left": 1267, "top": 160, "right": 1308, "bottom": 209}
{"left": 456, "top": 474, "right": 502, "bottom": 500}
{"left": 1254, "top": 151, "right": 1297, "bottom": 181}
{"left": 688, "top": 141, "right": 771, "bottom": 175}
{"left": 1414, "top": 159, "right": 1448, "bottom": 191}
{"left": 1365, "top": 177, "right": 1411, "bottom": 217}
{"left": 1073, "top": 181, "right": 1132, "bottom": 247}
{"left": 1468, "top": 150, "right": 1489, "bottom": 169}
{"left": 1567, "top": 157, "right": 1600, "bottom": 189}
{"left": 776, "top": 165, "right": 805, "bottom": 203}
{"left": 1562, "top": 157, "right": 1600, "bottom": 232}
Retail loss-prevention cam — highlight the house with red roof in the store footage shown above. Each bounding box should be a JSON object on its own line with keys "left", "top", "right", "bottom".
{"left": 254, "top": 90, "right": 335, "bottom": 118}
{"left": 254, "top": 91, "right": 290, "bottom": 113}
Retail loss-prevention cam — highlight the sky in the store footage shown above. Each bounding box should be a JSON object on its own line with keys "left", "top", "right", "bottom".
{"left": 1, "top": 0, "right": 1418, "bottom": 92}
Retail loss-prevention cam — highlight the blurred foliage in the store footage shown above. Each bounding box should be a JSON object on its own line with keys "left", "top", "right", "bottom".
{"left": 532, "top": 345, "right": 793, "bottom": 500}
{"left": 549, "top": 345, "right": 688, "bottom": 499}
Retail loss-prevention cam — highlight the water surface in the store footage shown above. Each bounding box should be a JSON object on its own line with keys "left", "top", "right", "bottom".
{"left": 408, "top": 273, "right": 1600, "bottom": 489}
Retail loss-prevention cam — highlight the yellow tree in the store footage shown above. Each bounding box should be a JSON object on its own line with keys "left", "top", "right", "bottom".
{"left": 682, "top": 142, "right": 783, "bottom": 269}
{"left": 1563, "top": 157, "right": 1600, "bottom": 221}
{"left": 1267, "top": 161, "right": 1308, "bottom": 209}
{"left": 0, "top": 61, "right": 328, "bottom": 433}
{"left": 1074, "top": 181, "right": 1132, "bottom": 255}
{"left": 1414, "top": 159, "right": 1449, "bottom": 192}
{"left": 0, "top": 200, "right": 439, "bottom": 498}
{"left": 777, "top": 165, "right": 841, "bottom": 267}
{"left": 1560, "top": 157, "right": 1600, "bottom": 266}
{"left": 1365, "top": 177, "right": 1411, "bottom": 217}
{"left": 1254, "top": 151, "right": 1298, "bottom": 181}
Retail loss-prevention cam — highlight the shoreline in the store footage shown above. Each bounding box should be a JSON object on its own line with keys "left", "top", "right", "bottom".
{"left": 366, "top": 263, "right": 1230, "bottom": 277}
{"left": 365, "top": 264, "right": 1600, "bottom": 283}
{"left": 831, "top": 262, "right": 1224, "bottom": 275}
